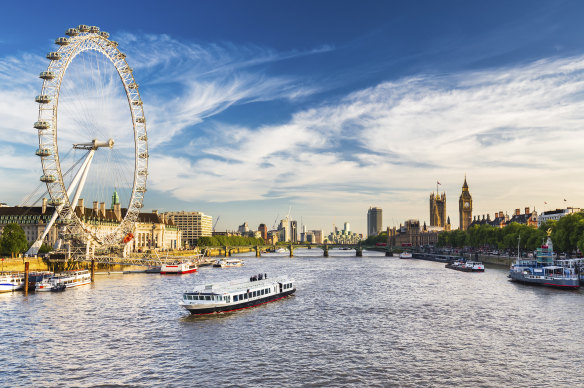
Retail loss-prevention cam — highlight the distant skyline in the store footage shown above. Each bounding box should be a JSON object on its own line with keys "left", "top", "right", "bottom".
{"left": 1, "top": 1, "right": 584, "bottom": 234}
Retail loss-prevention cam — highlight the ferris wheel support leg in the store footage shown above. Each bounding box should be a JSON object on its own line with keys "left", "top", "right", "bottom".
{"left": 69, "top": 150, "right": 95, "bottom": 212}
{"left": 26, "top": 150, "right": 96, "bottom": 256}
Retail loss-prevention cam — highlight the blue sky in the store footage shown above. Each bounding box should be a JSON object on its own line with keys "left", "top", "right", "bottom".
{"left": 2, "top": 0, "right": 584, "bottom": 234}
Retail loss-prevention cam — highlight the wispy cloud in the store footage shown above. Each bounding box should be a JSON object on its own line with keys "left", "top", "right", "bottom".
{"left": 149, "top": 55, "right": 584, "bottom": 227}
{"left": 0, "top": 32, "right": 329, "bottom": 207}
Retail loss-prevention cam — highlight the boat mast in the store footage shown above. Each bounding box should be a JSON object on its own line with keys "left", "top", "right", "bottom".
{"left": 517, "top": 234, "right": 520, "bottom": 260}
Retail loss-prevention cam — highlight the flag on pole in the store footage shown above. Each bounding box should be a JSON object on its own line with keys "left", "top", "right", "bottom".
{"left": 437, "top": 181, "right": 441, "bottom": 185}
{"left": 564, "top": 198, "right": 567, "bottom": 202}
{"left": 544, "top": 201, "right": 548, "bottom": 204}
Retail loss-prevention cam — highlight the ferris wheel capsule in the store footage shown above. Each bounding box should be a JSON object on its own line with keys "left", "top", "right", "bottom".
{"left": 55, "top": 37, "right": 70, "bottom": 46}
{"left": 34, "top": 121, "right": 50, "bottom": 130}
{"left": 89, "top": 26, "right": 100, "bottom": 33}
{"left": 65, "top": 28, "right": 79, "bottom": 36}
{"left": 40, "top": 175, "right": 57, "bottom": 183}
{"left": 48, "top": 198, "right": 63, "bottom": 206}
{"left": 100, "top": 31, "right": 110, "bottom": 39}
{"left": 78, "top": 24, "right": 90, "bottom": 32}
{"left": 35, "top": 148, "right": 52, "bottom": 157}
{"left": 135, "top": 117, "right": 145, "bottom": 124}
{"left": 35, "top": 95, "right": 51, "bottom": 104}
{"left": 46, "top": 52, "right": 62, "bottom": 61}
{"left": 39, "top": 71, "right": 55, "bottom": 80}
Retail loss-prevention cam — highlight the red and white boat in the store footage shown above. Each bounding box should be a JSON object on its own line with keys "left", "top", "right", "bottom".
{"left": 160, "top": 261, "right": 198, "bottom": 274}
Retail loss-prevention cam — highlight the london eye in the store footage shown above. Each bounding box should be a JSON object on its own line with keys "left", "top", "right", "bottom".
{"left": 29, "top": 25, "right": 148, "bottom": 255}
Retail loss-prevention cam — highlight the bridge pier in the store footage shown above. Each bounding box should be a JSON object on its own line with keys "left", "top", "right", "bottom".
{"left": 224, "top": 246, "right": 230, "bottom": 257}
{"left": 323, "top": 244, "right": 329, "bottom": 257}
{"left": 255, "top": 245, "right": 261, "bottom": 257}
{"left": 289, "top": 244, "right": 293, "bottom": 257}
{"left": 356, "top": 246, "right": 363, "bottom": 257}
{"left": 91, "top": 259, "right": 95, "bottom": 282}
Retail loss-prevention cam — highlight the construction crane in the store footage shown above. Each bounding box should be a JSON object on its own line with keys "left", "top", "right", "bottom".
{"left": 272, "top": 213, "right": 279, "bottom": 230}
{"left": 213, "top": 216, "right": 220, "bottom": 232}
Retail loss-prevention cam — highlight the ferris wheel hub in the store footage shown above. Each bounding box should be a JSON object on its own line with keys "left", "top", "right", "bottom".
{"left": 73, "top": 138, "right": 115, "bottom": 150}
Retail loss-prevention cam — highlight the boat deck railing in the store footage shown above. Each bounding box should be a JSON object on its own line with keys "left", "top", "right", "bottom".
{"left": 188, "top": 276, "right": 292, "bottom": 294}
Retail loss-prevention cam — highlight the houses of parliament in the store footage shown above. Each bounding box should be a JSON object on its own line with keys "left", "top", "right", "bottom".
{"left": 429, "top": 177, "right": 472, "bottom": 231}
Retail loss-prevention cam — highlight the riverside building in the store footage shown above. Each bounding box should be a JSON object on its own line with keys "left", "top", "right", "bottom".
{"left": 0, "top": 197, "right": 180, "bottom": 253}
{"left": 537, "top": 207, "right": 581, "bottom": 227}
{"left": 387, "top": 220, "right": 439, "bottom": 248}
{"left": 163, "top": 211, "right": 212, "bottom": 248}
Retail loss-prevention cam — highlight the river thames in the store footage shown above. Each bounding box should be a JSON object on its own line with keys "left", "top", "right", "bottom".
{"left": 1, "top": 249, "right": 583, "bottom": 387}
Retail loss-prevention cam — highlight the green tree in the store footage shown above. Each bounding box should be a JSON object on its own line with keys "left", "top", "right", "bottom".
{"left": 0, "top": 223, "right": 29, "bottom": 257}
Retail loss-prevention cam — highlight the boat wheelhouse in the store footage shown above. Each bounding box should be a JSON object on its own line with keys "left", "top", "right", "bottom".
{"left": 0, "top": 273, "right": 26, "bottom": 293}
{"left": 181, "top": 275, "right": 295, "bottom": 315}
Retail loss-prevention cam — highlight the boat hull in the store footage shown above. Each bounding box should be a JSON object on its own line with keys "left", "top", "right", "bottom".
{"left": 509, "top": 271, "right": 579, "bottom": 288}
{"left": 445, "top": 264, "right": 484, "bottom": 272}
{"left": 183, "top": 288, "right": 296, "bottom": 315}
{"left": 0, "top": 284, "right": 24, "bottom": 293}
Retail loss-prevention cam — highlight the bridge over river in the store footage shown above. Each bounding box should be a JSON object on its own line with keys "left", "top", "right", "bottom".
{"left": 206, "top": 243, "right": 391, "bottom": 258}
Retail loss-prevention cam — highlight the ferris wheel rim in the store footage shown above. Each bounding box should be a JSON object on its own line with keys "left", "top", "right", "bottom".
{"left": 35, "top": 25, "right": 148, "bottom": 248}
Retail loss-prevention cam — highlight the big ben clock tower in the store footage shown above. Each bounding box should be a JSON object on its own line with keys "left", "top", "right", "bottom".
{"left": 459, "top": 176, "right": 472, "bottom": 230}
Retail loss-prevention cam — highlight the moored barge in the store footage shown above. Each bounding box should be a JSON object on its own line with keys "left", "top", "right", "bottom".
{"left": 180, "top": 274, "right": 295, "bottom": 315}
{"left": 509, "top": 234, "right": 579, "bottom": 289}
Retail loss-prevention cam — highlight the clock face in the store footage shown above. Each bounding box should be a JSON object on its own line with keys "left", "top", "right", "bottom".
{"left": 464, "top": 201, "right": 470, "bottom": 208}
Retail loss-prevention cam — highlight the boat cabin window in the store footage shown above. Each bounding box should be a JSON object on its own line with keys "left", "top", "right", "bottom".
{"left": 205, "top": 295, "right": 211, "bottom": 301}
{"left": 234, "top": 295, "right": 238, "bottom": 302}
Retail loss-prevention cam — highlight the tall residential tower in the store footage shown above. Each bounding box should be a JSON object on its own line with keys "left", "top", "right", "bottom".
{"left": 367, "top": 207, "right": 382, "bottom": 237}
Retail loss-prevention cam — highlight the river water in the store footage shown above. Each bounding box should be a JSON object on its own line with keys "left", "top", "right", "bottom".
{"left": 1, "top": 249, "right": 583, "bottom": 387}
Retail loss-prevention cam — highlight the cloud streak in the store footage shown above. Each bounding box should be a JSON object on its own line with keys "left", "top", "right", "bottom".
{"left": 148, "top": 55, "right": 584, "bottom": 228}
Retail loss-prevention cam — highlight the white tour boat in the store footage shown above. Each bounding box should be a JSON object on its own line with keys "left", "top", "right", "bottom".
{"left": 160, "top": 261, "right": 198, "bottom": 274}
{"left": 181, "top": 274, "right": 295, "bottom": 315}
{"left": 35, "top": 276, "right": 67, "bottom": 292}
{"left": 45, "top": 270, "right": 92, "bottom": 289}
{"left": 0, "top": 273, "right": 26, "bottom": 293}
{"left": 213, "top": 258, "right": 244, "bottom": 268}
